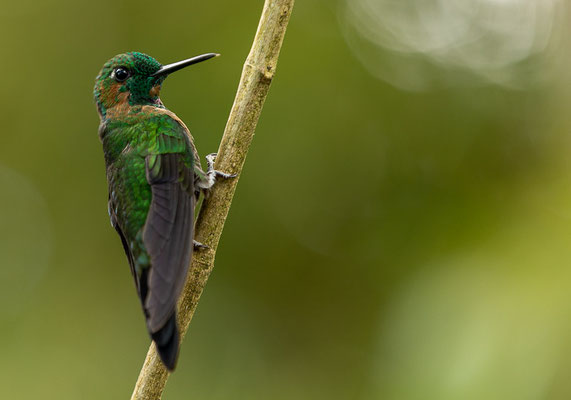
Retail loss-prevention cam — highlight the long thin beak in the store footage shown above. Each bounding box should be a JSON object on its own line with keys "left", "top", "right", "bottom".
{"left": 152, "top": 53, "right": 219, "bottom": 77}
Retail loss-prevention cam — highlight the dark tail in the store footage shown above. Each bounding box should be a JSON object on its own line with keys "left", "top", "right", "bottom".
{"left": 151, "top": 313, "right": 180, "bottom": 371}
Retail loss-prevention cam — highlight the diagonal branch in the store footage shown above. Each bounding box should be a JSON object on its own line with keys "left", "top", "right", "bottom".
{"left": 130, "top": 1, "right": 295, "bottom": 398}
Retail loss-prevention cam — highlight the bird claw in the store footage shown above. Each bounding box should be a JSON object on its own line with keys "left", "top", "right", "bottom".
{"left": 205, "top": 153, "right": 217, "bottom": 168}
{"left": 205, "top": 153, "right": 237, "bottom": 180}
{"left": 215, "top": 170, "right": 237, "bottom": 179}
{"left": 193, "top": 240, "right": 209, "bottom": 250}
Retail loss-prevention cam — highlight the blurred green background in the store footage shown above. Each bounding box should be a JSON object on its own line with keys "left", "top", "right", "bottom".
{"left": 1, "top": 0, "right": 571, "bottom": 398}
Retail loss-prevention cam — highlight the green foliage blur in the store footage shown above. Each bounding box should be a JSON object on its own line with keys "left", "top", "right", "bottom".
{"left": 1, "top": 0, "right": 571, "bottom": 398}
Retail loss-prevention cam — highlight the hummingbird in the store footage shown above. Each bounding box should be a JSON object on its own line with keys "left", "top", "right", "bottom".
{"left": 94, "top": 52, "right": 233, "bottom": 370}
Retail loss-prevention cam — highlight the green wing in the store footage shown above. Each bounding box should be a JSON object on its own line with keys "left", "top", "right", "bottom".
{"left": 104, "top": 115, "right": 197, "bottom": 335}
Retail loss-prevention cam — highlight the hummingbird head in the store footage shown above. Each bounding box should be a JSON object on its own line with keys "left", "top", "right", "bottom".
{"left": 94, "top": 51, "right": 218, "bottom": 118}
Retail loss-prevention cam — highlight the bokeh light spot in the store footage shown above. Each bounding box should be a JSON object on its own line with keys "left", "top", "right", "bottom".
{"left": 340, "top": 0, "right": 563, "bottom": 89}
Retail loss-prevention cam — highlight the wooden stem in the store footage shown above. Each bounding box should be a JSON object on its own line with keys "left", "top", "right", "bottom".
{"left": 130, "top": 1, "right": 295, "bottom": 398}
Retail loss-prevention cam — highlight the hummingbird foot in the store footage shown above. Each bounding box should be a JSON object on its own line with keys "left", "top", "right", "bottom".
{"left": 197, "top": 153, "right": 237, "bottom": 190}
{"left": 193, "top": 240, "right": 209, "bottom": 250}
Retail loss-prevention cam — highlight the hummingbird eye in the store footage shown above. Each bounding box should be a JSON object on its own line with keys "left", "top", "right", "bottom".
{"left": 112, "top": 67, "right": 130, "bottom": 82}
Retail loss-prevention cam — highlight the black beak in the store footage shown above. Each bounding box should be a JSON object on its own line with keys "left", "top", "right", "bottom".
{"left": 152, "top": 53, "right": 219, "bottom": 77}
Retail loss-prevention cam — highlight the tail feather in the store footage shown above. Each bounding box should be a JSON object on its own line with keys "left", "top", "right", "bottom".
{"left": 151, "top": 313, "right": 180, "bottom": 371}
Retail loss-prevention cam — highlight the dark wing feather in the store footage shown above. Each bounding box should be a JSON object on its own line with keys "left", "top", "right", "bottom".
{"left": 108, "top": 195, "right": 139, "bottom": 287}
{"left": 143, "top": 152, "right": 195, "bottom": 333}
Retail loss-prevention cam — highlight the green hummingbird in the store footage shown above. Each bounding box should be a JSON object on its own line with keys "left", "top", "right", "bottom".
{"left": 94, "top": 52, "right": 233, "bottom": 370}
